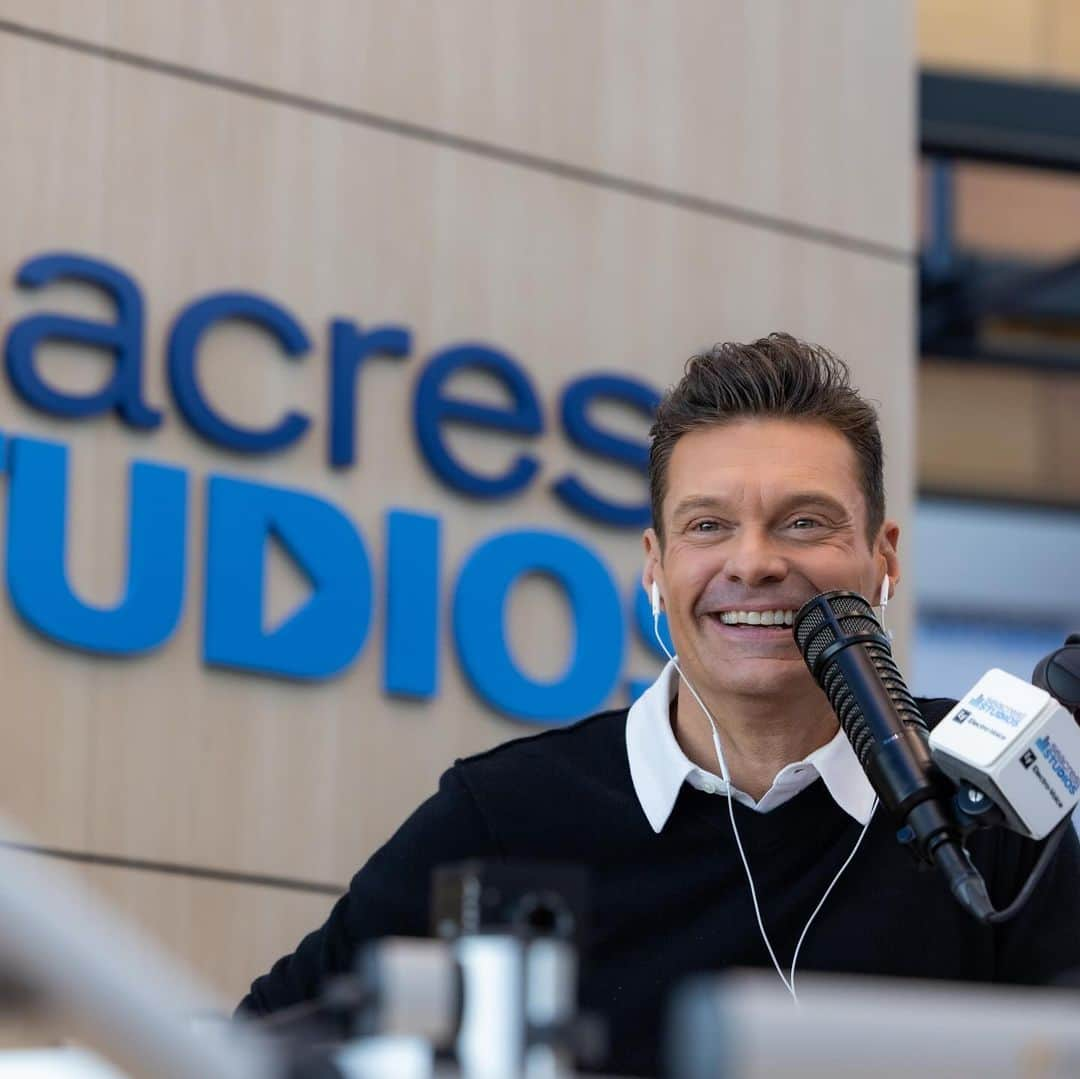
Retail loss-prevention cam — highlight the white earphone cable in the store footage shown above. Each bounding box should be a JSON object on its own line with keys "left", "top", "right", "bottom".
{"left": 654, "top": 643, "right": 796, "bottom": 997}
{"left": 788, "top": 797, "right": 877, "bottom": 997}
{"left": 650, "top": 585, "right": 880, "bottom": 1004}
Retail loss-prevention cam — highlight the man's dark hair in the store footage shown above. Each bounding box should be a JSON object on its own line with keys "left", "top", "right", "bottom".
{"left": 648, "top": 333, "right": 884, "bottom": 547}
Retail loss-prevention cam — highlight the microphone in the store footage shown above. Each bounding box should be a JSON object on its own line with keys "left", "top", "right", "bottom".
{"left": 929, "top": 666, "right": 1080, "bottom": 840}
{"left": 793, "top": 590, "right": 994, "bottom": 922}
{"left": 1032, "top": 634, "right": 1080, "bottom": 722}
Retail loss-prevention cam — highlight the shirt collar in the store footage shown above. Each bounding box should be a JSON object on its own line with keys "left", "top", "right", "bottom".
{"left": 625, "top": 660, "right": 877, "bottom": 833}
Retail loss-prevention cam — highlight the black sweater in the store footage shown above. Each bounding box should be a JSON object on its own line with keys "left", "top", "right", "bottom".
{"left": 240, "top": 699, "right": 1080, "bottom": 1077}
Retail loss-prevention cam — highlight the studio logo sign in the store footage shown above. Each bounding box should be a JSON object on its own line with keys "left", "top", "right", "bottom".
{"left": 1, "top": 252, "right": 672, "bottom": 723}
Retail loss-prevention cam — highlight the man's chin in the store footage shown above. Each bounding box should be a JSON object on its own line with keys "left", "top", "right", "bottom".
{"left": 686, "top": 632, "right": 810, "bottom": 696}
{"left": 703, "top": 662, "right": 813, "bottom": 703}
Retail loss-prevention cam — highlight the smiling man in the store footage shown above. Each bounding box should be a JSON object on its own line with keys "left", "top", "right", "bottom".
{"left": 239, "top": 335, "right": 1080, "bottom": 1078}
{"left": 639, "top": 341, "right": 899, "bottom": 810}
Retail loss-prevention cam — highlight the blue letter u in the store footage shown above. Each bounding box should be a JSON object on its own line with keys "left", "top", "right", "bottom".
{"left": 6, "top": 437, "right": 187, "bottom": 654}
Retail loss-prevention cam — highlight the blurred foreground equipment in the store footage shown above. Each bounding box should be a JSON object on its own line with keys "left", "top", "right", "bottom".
{"left": 0, "top": 823, "right": 272, "bottom": 1079}
{"left": 3, "top": 839, "right": 1080, "bottom": 1078}
{"left": 669, "top": 971, "right": 1080, "bottom": 1079}
{"left": 257, "top": 860, "right": 600, "bottom": 1079}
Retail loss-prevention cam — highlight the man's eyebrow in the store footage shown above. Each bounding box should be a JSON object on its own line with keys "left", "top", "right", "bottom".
{"left": 669, "top": 491, "right": 852, "bottom": 520}
{"left": 772, "top": 491, "right": 852, "bottom": 517}
{"left": 669, "top": 495, "right": 728, "bottom": 520}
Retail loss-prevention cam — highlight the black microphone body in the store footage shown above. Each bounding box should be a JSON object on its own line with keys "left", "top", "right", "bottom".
{"left": 794, "top": 591, "right": 994, "bottom": 923}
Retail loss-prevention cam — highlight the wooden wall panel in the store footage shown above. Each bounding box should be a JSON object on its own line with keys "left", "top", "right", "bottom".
{"left": 918, "top": 363, "right": 1044, "bottom": 494}
{"left": 917, "top": 0, "right": 1046, "bottom": 76}
{"left": 0, "top": 26, "right": 915, "bottom": 888}
{"left": 951, "top": 165, "right": 1080, "bottom": 259}
{"left": 0, "top": 25, "right": 911, "bottom": 881}
{"left": 1044, "top": 375, "right": 1080, "bottom": 502}
{"left": 0, "top": 3, "right": 914, "bottom": 996}
{"left": 1046, "top": 0, "right": 1080, "bottom": 80}
{"left": 919, "top": 361, "right": 1080, "bottom": 505}
{"left": 918, "top": 0, "right": 1080, "bottom": 81}
{"left": 0, "top": 0, "right": 913, "bottom": 253}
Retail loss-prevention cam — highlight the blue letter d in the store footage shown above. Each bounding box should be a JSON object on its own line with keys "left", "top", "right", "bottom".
{"left": 204, "top": 476, "right": 372, "bottom": 680}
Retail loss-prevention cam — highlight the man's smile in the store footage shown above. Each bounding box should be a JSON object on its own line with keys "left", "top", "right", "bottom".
{"left": 701, "top": 610, "right": 798, "bottom": 642}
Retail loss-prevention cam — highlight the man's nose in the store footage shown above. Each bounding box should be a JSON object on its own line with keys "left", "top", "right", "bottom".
{"left": 722, "top": 527, "right": 788, "bottom": 587}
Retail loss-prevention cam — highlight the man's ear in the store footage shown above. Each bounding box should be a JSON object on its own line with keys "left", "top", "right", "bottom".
{"left": 877, "top": 520, "right": 901, "bottom": 596}
{"left": 641, "top": 527, "right": 663, "bottom": 603}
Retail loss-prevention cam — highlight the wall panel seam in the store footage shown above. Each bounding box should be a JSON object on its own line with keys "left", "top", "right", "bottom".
{"left": 0, "top": 15, "right": 914, "bottom": 265}
{"left": 0, "top": 840, "right": 345, "bottom": 896}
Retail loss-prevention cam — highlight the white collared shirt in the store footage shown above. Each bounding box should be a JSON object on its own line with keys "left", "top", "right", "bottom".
{"left": 626, "top": 660, "right": 877, "bottom": 833}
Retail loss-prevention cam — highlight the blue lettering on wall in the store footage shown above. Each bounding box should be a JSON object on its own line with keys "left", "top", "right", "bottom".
{"left": 5, "top": 252, "right": 161, "bottom": 428}
{"left": 453, "top": 530, "right": 624, "bottom": 722}
{"left": 168, "top": 292, "right": 311, "bottom": 453}
{"left": 328, "top": 319, "right": 412, "bottom": 468}
{"left": 203, "top": 475, "right": 372, "bottom": 679}
{"left": 6, "top": 435, "right": 186, "bottom": 653}
{"left": 413, "top": 344, "right": 543, "bottom": 498}
{"left": 0, "top": 252, "right": 673, "bottom": 722}
{"left": 552, "top": 374, "right": 659, "bottom": 527}
{"left": 384, "top": 509, "right": 441, "bottom": 698}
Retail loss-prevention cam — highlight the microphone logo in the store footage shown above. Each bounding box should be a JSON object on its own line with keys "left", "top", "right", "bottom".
{"left": 1020, "top": 749, "right": 1037, "bottom": 769}
{"left": 953, "top": 708, "right": 971, "bottom": 725}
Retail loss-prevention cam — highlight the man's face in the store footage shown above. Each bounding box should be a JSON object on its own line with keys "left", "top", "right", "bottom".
{"left": 643, "top": 418, "right": 900, "bottom": 702}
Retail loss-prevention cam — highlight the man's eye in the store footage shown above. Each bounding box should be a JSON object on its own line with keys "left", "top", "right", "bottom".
{"left": 789, "top": 517, "right": 821, "bottom": 530}
{"left": 691, "top": 519, "right": 721, "bottom": 532}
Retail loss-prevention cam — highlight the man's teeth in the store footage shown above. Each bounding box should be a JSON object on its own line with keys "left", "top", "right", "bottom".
{"left": 717, "top": 610, "right": 795, "bottom": 626}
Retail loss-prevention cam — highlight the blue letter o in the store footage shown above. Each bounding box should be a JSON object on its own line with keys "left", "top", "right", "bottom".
{"left": 453, "top": 530, "right": 624, "bottom": 723}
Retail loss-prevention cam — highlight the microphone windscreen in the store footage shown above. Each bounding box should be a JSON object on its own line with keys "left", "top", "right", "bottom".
{"left": 792, "top": 590, "right": 883, "bottom": 675}
{"left": 793, "top": 590, "right": 928, "bottom": 767}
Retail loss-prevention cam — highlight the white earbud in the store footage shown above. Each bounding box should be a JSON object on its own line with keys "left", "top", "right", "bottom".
{"left": 651, "top": 580, "right": 661, "bottom": 617}
{"left": 878, "top": 576, "right": 893, "bottom": 640}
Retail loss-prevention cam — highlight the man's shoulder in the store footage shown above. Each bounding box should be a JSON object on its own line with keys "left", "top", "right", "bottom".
{"left": 915, "top": 695, "right": 959, "bottom": 730}
{"left": 453, "top": 707, "right": 632, "bottom": 798}
{"left": 459, "top": 706, "right": 630, "bottom": 770}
